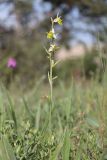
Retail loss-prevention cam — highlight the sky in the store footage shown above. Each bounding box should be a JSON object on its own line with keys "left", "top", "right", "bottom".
{"left": 0, "top": 2, "right": 17, "bottom": 27}
{"left": 67, "top": 7, "right": 95, "bottom": 45}
{"left": 0, "top": 0, "right": 98, "bottom": 45}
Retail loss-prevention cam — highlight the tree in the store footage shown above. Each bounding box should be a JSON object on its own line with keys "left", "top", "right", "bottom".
{"left": 43, "top": 0, "right": 107, "bottom": 17}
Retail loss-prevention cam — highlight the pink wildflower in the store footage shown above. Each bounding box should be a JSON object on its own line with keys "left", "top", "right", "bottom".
{"left": 7, "top": 57, "right": 17, "bottom": 68}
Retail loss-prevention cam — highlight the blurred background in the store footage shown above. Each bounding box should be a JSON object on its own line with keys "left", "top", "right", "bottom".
{"left": 0, "top": 0, "right": 107, "bottom": 90}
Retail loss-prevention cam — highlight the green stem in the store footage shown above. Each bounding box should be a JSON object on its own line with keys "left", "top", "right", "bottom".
{"left": 49, "top": 19, "right": 54, "bottom": 133}
{"left": 50, "top": 55, "right": 53, "bottom": 107}
{"left": 49, "top": 53, "right": 53, "bottom": 133}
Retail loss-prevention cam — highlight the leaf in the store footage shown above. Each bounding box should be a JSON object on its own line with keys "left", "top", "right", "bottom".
{"left": 22, "top": 97, "right": 35, "bottom": 125}
{"left": 0, "top": 91, "right": 4, "bottom": 130}
{"left": 104, "top": 154, "right": 107, "bottom": 159}
{"left": 53, "top": 60, "right": 60, "bottom": 67}
{"left": 0, "top": 136, "right": 16, "bottom": 160}
{"left": 53, "top": 76, "right": 58, "bottom": 80}
{"left": 6, "top": 92, "right": 17, "bottom": 130}
{"left": 36, "top": 103, "right": 41, "bottom": 130}
{"left": 62, "top": 128, "right": 71, "bottom": 160}
{"left": 44, "top": 46, "right": 50, "bottom": 55}
{"left": 86, "top": 117, "right": 99, "bottom": 128}
{"left": 50, "top": 133, "right": 65, "bottom": 160}
{"left": 48, "top": 72, "right": 51, "bottom": 84}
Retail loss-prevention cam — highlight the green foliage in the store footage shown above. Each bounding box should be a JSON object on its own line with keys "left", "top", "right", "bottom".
{"left": 62, "top": 128, "right": 71, "bottom": 160}
{"left": 0, "top": 34, "right": 48, "bottom": 88}
{"left": 56, "top": 48, "right": 107, "bottom": 82}
{"left": 0, "top": 78, "right": 107, "bottom": 159}
{"left": 83, "top": 51, "right": 98, "bottom": 78}
{"left": 57, "top": 58, "right": 83, "bottom": 81}
{"left": 0, "top": 135, "right": 16, "bottom": 160}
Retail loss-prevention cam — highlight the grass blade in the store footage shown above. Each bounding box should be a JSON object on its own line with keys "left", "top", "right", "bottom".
{"left": 6, "top": 92, "right": 17, "bottom": 130}
{"left": 0, "top": 135, "right": 16, "bottom": 160}
{"left": 50, "top": 131, "right": 65, "bottom": 160}
{"left": 62, "top": 128, "right": 71, "bottom": 160}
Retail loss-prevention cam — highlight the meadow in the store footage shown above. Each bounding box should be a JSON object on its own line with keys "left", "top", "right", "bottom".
{"left": 0, "top": 15, "right": 107, "bottom": 160}
{"left": 0, "top": 78, "right": 107, "bottom": 160}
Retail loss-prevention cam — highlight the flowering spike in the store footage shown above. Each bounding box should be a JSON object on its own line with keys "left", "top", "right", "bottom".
{"left": 45, "top": 14, "right": 62, "bottom": 133}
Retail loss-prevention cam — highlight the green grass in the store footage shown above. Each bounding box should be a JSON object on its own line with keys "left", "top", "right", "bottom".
{"left": 0, "top": 78, "right": 107, "bottom": 160}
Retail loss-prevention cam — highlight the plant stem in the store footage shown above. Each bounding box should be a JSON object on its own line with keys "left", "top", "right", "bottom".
{"left": 49, "top": 20, "right": 54, "bottom": 133}
{"left": 49, "top": 53, "right": 53, "bottom": 133}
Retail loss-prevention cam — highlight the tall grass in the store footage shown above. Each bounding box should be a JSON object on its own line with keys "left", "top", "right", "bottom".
{"left": 0, "top": 78, "right": 107, "bottom": 159}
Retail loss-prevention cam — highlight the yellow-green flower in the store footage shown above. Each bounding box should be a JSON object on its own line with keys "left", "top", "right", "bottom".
{"left": 47, "top": 31, "right": 53, "bottom": 39}
{"left": 47, "top": 28, "right": 57, "bottom": 39}
{"left": 54, "top": 16, "right": 62, "bottom": 25}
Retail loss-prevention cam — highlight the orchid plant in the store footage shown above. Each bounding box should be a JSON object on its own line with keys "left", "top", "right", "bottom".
{"left": 46, "top": 14, "right": 62, "bottom": 132}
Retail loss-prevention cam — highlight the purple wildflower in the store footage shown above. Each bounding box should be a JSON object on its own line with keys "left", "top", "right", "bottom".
{"left": 7, "top": 57, "right": 17, "bottom": 68}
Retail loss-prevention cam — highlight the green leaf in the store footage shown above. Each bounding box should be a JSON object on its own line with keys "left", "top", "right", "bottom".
{"left": 22, "top": 97, "right": 35, "bottom": 125}
{"left": 50, "top": 134, "right": 64, "bottom": 160}
{"left": 36, "top": 103, "right": 41, "bottom": 130}
{"left": 0, "top": 91, "right": 4, "bottom": 130}
{"left": 62, "top": 128, "right": 71, "bottom": 160}
{"left": 6, "top": 92, "right": 17, "bottom": 130}
{"left": 86, "top": 117, "right": 99, "bottom": 128}
{"left": 0, "top": 136, "right": 16, "bottom": 160}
